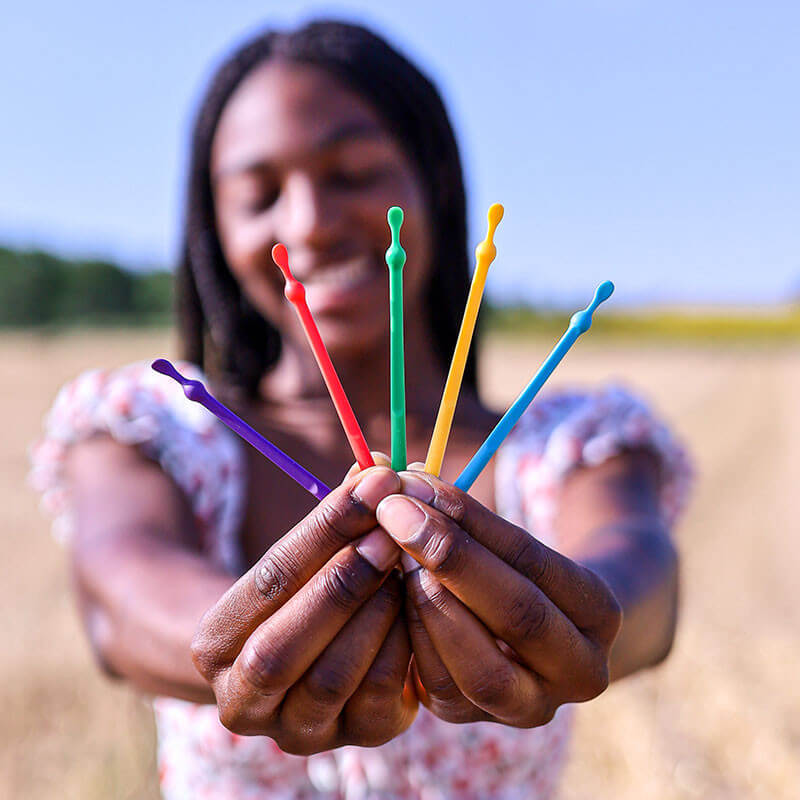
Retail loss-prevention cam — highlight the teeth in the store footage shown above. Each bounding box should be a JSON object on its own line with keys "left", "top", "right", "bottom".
{"left": 303, "top": 260, "right": 375, "bottom": 288}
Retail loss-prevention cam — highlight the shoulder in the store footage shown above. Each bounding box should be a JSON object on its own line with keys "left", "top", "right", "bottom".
{"left": 495, "top": 384, "right": 693, "bottom": 535}
{"left": 29, "top": 362, "right": 245, "bottom": 569}
{"left": 41, "top": 361, "right": 219, "bottom": 443}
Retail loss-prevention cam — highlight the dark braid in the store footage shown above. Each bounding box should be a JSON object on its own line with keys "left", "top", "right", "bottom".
{"left": 178, "top": 20, "right": 477, "bottom": 396}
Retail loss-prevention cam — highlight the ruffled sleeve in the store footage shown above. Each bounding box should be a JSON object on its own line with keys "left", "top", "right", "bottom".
{"left": 29, "top": 362, "right": 246, "bottom": 574}
{"left": 494, "top": 384, "right": 693, "bottom": 544}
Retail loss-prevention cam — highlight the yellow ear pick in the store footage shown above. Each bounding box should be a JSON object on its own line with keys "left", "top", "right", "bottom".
{"left": 424, "top": 203, "right": 504, "bottom": 476}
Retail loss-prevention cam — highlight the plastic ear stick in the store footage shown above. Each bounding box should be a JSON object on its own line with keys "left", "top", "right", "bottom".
{"left": 454, "top": 281, "right": 615, "bottom": 492}
{"left": 151, "top": 359, "right": 330, "bottom": 500}
{"left": 425, "top": 203, "right": 504, "bottom": 476}
{"left": 385, "top": 206, "right": 407, "bottom": 471}
{"left": 271, "top": 244, "right": 374, "bottom": 471}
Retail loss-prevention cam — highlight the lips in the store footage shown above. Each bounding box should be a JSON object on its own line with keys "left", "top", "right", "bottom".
{"left": 299, "top": 257, "right": 376, "bottom": 288}
{"left": 300, "top": 256, "right": 385, "bottom": 313}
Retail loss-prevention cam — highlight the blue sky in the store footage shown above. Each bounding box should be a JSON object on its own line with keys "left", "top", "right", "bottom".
{"left": 1, "top": 1, "right": 798, "bottom": 306}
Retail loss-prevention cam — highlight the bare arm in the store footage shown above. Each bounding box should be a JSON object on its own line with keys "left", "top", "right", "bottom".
{"left": 370, "top": 450, "right": 678, "bottom": 727}
{"left": 556, "top": 450, "right": 679, "bottom": 681}
{"left": 66, "top": 441, "right": 416, "bottom": 752}
{"left": 66, "top": 436, "right": 235, "bottom": 703}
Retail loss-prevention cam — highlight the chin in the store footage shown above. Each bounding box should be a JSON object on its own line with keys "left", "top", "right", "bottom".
{"left": 315, "top": 313, "right": 388, "bottom": 361}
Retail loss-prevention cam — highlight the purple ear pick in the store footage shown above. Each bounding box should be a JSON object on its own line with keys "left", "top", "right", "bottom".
{"left": 151, "top": 359, "right": 330, "bottom": 501}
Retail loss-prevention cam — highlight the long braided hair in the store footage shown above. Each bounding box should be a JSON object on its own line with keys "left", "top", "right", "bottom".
{"left": 177, "top": 20, "right": 477, "bottom": 396}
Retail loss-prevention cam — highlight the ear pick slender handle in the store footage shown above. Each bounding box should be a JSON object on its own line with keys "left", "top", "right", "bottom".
{"left": 151, "top": 359, "right": 330, "bottom": 500}
{"left": 385, "top": 206, "right": 407, "bottom": 471}
{"left": 271, "top": 244, "right": 375, "bottom": 471}
{"left": 425, "top": 203, "right": 503, "bottom": 477}
{"left": 454, "top": 281, "right": 615, "bottom": 492}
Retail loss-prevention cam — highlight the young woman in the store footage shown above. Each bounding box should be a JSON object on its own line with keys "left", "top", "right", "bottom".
{"left": 31, "top": 20, "right": 692, "bottom": 799}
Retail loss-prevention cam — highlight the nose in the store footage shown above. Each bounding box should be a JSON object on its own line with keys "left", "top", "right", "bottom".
{"left": 277, "top": 171, "right": 340, "bottom": 252}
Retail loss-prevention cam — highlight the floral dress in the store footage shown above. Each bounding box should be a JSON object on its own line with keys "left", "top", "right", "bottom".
{"left": 29, "top": 362, "right": 692, "bottom": 800}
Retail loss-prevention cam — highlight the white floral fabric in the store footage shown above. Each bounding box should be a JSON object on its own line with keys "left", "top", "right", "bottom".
{"left": 30, "top": 362, "right": 692, "bottom": 800}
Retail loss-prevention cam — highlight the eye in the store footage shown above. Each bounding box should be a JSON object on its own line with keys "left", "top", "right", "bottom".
{"left": 239, "top": 184, "right": 279, "bottom": 214}
{"left": 218, "top": 171, "right": 279, "bottom": 216}
{"left": 326, "top": 166, "right": 387, "bottom": 191}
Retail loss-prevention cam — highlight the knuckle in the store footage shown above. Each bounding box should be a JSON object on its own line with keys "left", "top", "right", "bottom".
{"left": 217, "top": 693, "right": 277, "bottom": 737}
{"left": 427, "top": 696, "right": 485, "bottom": 724}
{"left": 253, "top": 552, "right": 296, "bottom": 604}
{"left": 345, "top": 699, "right": 408, "bottom": 746}
{"left": 238, "top": 640, "right": 288, "bottom": 694}
{"left": 577, "top": 653, "right": 610, "bottom": 700}
{"left": 465, "top": 664, "right": 519, "bottom": 714}
{"left": 426, "top": 681, "right": 468, "bottom": 710}
{"left": 506, "top": 536, "right": 541, "bottom": 579}
{"left": 516, "top": 697, "right": 558, "bottom": 729}
{"left": 506, "top": 595, "right": 550, "bottom": 644}
{"left": 527, "top": 542, "right": 554, "bottom": 587}
{"left": 599, "top": 589, "right": 623, "bottom": 645}
{"left": 274, "top": 730, "right": 329, "bottom": 756}
{"left": 321, "top": 559, "right": 373, "bottom": 613}
{"left": 217, "top": 701, "right": 251, "bottom": 735}
{"left": 410, "top": 575, "right": 449, "bottom": 616}
{"left": 369, "top": 575, "right": 404, "bottom": 615}
{"left": 579, "top": 569, "right": 623, "bottom": 646}
{"left": 421, "top": 521, "right": 467, "bottom": 578}
{"left": 432, "top": 485, "right": 468, "bottom": 526}
{"left": 303, "top": 493, "right": 363, "bottom": 549}
{"left": 318, "top": 495, "right": 360, "bottom": 540}
{"left": 304, "top": 665, "right": 356, "bottom": 706}
{"left": 189, "top": 627, "right": 221, "bottom": 681}
{"left": 359, "top": 662, "right": 403, "bottom": 699}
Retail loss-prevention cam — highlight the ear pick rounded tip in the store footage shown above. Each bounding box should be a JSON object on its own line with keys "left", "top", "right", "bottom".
{"left": 596, "top": 280, "right": 615, "bottom": 303}
{"left": 488, "top": 203, "right": 504, "bottom": 225}
{"left": 271, "top": 243, "right": 291, "bottom": 278}
{"left": 387, "top": 206, "right": 404, "bottom": 227}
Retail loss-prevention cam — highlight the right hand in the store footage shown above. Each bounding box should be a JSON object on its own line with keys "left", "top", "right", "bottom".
{"left": 191, "top": 466, "right": 418, "bottom": 754}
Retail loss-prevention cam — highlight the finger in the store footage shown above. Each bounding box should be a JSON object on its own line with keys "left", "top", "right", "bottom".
{"left": 229, "top": 529, "right": 399, "bottom": 701}
{"left": 192, "top": 467, "right": 400, "bottom": 677}
{"left": 396, "top": 471, "right": 620, "bottom": 642}
{"left": 397, "top": 464, "right": 426, "bottom": 572}
{"left": 404, "top": 593, "right": 489, "bottom": 723}
{"left": 344, "top": 609, "right": 418, "bottom": 745}
{"left": 376, "top": 495, "right": 606, "bottom": 691}
{"left": 212, "top": 529, "right": 400, "bottom": 736}
{"left": 344, "top": 451, "right": 392, "bottom": 480}
{"left": 406, "top": 569, "right": 551, "bottom": 727}
{"left": 279, "top": 570, "right": 404, "bottom": 745}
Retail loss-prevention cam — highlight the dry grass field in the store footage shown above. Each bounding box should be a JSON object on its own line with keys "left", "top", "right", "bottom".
{"left": 2, "top": 329, "right": 798, "bottom": 799}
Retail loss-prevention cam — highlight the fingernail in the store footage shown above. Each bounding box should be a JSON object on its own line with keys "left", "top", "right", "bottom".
{"left": 353, "top": 468, "right": 400, "bottom": 511}
{"left": 355, "top": 529, "right": 399, "bottom": 571}
{"left": 376, "top": 496, "right": 426, "bottom": 543}
{"left": 400, "top": 552, "right": 421, "bottom": 574}
{"left": 370, "top": 451, "right": 392, "bottom": 467}
{"left": 399, "top": 473, "right": 435, "bottom": 504}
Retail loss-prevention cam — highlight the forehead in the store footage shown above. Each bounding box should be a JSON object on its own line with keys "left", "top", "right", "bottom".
{"left": 211, "top": 60, "right": 388, "bottom": 176}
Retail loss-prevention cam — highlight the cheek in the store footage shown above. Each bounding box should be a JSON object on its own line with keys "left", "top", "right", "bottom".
{"left": 393, "top": 193, "right": 434, "bottom": 305}
{"left": 217, "top": 214, "right": 287, "bottom": 321}
{"left": 354, "top": 171, "right": 433, "bottom": 301}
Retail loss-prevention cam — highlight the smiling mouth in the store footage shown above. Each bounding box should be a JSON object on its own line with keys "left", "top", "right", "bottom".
{"left": 299, "top": 257, "right": 380, "bottom": 290}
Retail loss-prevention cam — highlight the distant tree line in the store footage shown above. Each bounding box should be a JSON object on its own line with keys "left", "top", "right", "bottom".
{"left": 0, "top": 246, "right": 173, "bottom": 326}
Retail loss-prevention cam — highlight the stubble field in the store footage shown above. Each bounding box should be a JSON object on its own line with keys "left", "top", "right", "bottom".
{"left": 1, "top": 329, "right": 798, "bottom": 799}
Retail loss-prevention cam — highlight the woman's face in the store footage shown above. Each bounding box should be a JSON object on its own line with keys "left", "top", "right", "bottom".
{"left": 211, "top": 60, "right": 433, "bottom": 357}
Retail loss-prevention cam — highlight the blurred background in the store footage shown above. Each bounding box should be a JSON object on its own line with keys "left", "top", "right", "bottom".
{"left": 2, "top": 1, "right": 798, "bottom": 798}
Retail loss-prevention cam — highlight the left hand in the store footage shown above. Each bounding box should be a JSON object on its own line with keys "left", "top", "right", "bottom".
{"left": 375, "top": 470, "right": 623, "bottom": 727}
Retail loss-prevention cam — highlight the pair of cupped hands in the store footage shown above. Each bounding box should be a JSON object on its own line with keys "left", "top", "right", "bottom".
{"left": 191, "top": 455, "right": 622, "bottom": 756}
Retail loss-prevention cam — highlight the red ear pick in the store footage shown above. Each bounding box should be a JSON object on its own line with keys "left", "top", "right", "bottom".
{"left": 272, "top": 243, "right": 375, "bottom": 470}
